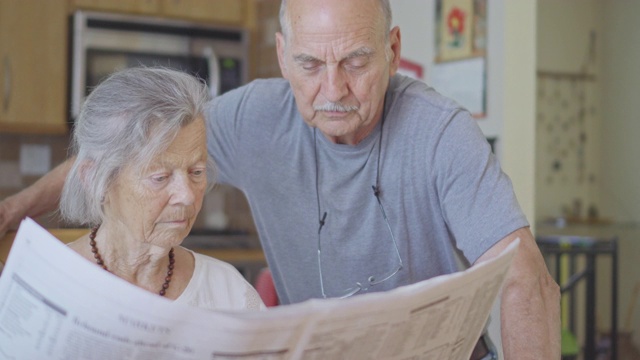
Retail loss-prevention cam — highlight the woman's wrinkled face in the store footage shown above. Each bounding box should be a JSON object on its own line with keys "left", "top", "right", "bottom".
{"left": 104, "top": 117, "right": 208, "bottom": 248}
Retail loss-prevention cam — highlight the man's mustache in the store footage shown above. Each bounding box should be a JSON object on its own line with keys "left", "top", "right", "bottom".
{"left": 314, "top": 102, "right": 359, "bottom": 112}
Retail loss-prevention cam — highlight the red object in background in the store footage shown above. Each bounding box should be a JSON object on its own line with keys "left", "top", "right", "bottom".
{"left": 254, "top": 268, "right": 279, "bottom": 307}
{"left": 447, "top": 7, "right": 466, "bottom": 35}
{"left": 398, "top": 58, "right": 424, "bottom": 79}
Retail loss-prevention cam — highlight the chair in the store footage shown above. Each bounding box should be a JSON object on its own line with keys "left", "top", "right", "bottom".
{"left": 254, "top": 267, "right": 279, "bottom": 307}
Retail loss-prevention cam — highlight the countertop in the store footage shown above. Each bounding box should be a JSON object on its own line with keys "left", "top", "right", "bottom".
{"left": 0, "top": 229, "right": 265, "bottom": 266}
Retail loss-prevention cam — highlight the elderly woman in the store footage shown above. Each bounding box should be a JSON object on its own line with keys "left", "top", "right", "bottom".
{"left": 60, "top": 67, "right": 264, "bottom": 311}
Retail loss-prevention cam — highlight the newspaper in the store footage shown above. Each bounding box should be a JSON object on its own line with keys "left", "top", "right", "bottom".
{"left": 0, "top": 218, "right": 517, "bottom": 360}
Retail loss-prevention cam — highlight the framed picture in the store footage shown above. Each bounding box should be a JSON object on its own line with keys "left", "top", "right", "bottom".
{"left": 432, "top": 0, "right": 488, "bottom": 118}
{"left": 435, "top": 0, "right": 487, "bottom": 63}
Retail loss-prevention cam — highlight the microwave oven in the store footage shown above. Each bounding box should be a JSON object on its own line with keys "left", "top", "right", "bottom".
{"left": 70, "top": 11, "right": 249, "bottom": 121}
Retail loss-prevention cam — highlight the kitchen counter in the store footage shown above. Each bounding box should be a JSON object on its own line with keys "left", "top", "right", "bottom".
{"left": 1, "top": 228, "right": 266, "bottom": 283}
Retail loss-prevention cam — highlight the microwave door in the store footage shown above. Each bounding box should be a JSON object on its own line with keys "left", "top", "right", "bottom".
{"left": 203, "top": 47, "right": 220, "bottom": 98}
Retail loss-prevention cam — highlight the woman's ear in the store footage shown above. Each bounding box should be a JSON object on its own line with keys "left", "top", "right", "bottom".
{"left": 77, "top": 160, "right": 93, "bottom": 188}
{"left": 77, "top": 160, "right": 106, "bottom": 203}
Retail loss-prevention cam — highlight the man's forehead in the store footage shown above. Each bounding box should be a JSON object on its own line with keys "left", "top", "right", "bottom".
{"left": 287, "top": 0, "right": 383, "bottom": 30}
{"left": 287, "top": 0, "right": 379, "bottom": 13}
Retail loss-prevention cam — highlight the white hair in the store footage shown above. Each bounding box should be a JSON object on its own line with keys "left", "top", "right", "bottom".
{"left": 60, "top": 67, "right": 212, "bottom": 226}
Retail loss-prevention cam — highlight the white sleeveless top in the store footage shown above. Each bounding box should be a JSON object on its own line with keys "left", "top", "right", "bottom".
{"left": 174, "top": 249, "right": 265, "bottom": 311}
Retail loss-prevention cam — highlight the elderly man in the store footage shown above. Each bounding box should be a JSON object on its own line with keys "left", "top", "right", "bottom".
{"left": 0, "top": 0, "right": 559, "bottom": 358}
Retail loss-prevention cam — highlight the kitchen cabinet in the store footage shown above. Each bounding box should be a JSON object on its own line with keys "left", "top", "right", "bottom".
{"left": 0, "top": 0, "right": 68, "bottom": 134}
{"left": 70, "top": 0, "right": 281, "bottom": 82}
{"left": 71, "top": 0, "right": 160, "bottom": 16}
{"left": 247, "top": 0, "right": 282, "bottom": 80}
{"left": 160, "top": 0, "right": 246, "bottom": 25}
{"left": 71, "top": 0, "right": 248, "bottom": 26}
{"left": 0, "top": 0, "right": 274, "bottom": 135}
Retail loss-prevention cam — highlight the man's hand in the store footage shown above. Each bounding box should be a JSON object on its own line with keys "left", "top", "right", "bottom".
{"left": 0, "top": 195, "right": 22, "bottom": 239}
{"left": 0, "top": 158, "right": 75, "bottom": 241}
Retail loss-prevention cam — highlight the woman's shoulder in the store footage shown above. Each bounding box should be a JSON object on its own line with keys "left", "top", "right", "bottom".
{"left": 192, "top": 251, "right": 246, "bottom": 277}
{"left": 176, "top": 248, "right": 265, "bottom": 311}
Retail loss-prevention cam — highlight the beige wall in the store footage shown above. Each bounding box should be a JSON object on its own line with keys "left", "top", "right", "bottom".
{"left": 536, "top": 0, "right": 640, "bottom": 225}
{"left": 600, "top": 1, "right": 640, "bottom": 224}
{"left": 600, "top": 0, "right": 640, "bottom": 350}
{"left": 501, "top": 1, "right": 537, "bottom": 225}
{"left": 535, "top": 0, "right": 603, "bottom": 222}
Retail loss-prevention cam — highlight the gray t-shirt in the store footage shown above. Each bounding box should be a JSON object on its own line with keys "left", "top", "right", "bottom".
{"left": 207, "top": 74, "right": 528, "bottom": 304}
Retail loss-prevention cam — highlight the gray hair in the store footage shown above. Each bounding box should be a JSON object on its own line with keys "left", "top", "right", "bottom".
{"left": 60, "top": 67, "right": 212, "bottom": 227}
{"left": 279, "top": 0, "right": 392, "bottom": 41}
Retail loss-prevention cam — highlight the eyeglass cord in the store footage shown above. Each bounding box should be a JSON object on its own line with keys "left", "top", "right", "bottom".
{"left": 314, "top": 96, "right": 394, "bottom": 298}
{"left": 314, "top": 96, "right": 388, "bottom": 232}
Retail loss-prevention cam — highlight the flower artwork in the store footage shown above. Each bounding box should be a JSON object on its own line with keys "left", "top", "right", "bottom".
{"left": 437, "top": 0, "right": 474, "bottom": 62}
{"left": 447, "top": 7, "right": 467, "bottom": 48}
{"left": 432, "top": 0, "right": 488, "bottom": 117}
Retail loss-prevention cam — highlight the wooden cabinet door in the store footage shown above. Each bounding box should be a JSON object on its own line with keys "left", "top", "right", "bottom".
{"left": 0, "top": 0, "right": 68, "bottom": 134}
{"left": 248, "top": 0, "right": 281, "bottom": 80}
{"left": 71, "top": 0, "right": 160, "bottom": 15}
{"left": 160, "top": 0, "right": 246, "bottom": 25}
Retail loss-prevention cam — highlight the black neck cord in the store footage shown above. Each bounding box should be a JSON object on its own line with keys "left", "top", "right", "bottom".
{"left": 314, "top": 97, "right": 387, "bottom": 234}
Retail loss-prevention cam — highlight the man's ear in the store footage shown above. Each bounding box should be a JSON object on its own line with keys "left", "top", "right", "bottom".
{"left": 388, "top": 26, "right": 402, "bottom": 76}
{"left": 276, "top": 32, "right": 289, "bottom": 79}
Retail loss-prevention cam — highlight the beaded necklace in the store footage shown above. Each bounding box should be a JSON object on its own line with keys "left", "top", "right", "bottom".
{"left": 89, "top": 225, "right": 175, "bottom": 296}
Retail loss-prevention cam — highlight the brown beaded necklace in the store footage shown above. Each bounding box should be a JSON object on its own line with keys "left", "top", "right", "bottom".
{"left": 89, "top": 225, "right": 175, "bottom": 296}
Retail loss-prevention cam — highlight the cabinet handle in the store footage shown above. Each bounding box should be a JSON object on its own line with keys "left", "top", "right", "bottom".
{"left": 203, "top": 47, "right": 220, "bottom": 98}
{"left": 2, "top": 57, "right": 11, "bottom": 113}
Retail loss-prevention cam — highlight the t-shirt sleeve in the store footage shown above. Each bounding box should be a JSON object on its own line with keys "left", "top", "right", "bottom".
{"left": 205, "top": 85, "right": 248, "bottom": 187}
{"left": 433, "top": 108, "right": 529, "bottom": 263}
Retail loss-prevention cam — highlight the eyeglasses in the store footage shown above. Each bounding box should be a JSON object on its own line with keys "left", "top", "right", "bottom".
{"left": 316, "top": 185, "right": 403, "bottom": 299}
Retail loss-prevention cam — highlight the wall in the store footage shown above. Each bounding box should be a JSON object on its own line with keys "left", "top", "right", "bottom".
{"left": 600, "top": 0, "right": 640, "bottom": 351}
{"left": 535, "top": 0, "right": 640, "bottom": 226}
{"left": 535, "top": 0, "right": 603, "bottom": 222}
{"left": 600, "top": 1, "right": 640, "bottom": 224}
{"left": 500, "top": 0, "right": 536, "bottom": 225}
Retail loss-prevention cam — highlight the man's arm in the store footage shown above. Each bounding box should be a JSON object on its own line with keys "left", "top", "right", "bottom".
{"left": 476, "top": 227, "right": 561, "bottom": 359}
{"left": 0, "top": 158, "right": 75, "bottom": 238}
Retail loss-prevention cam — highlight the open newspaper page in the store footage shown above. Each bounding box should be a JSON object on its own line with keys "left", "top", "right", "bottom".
{"left": 0, "top": 218, "right": 518, "bottom": 360}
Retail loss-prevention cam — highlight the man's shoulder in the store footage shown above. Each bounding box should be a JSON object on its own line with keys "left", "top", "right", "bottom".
{"left": 212, "top": 77, "right": 293, "bottom": 111}
{"left": 248, "top": 77, "right": 290, "bottom": 88}
{"left": 238, "top": 77, "right": 292, "bottom": 99}
{"left": 389, "top": 75, "right": 461, "bottom": 112}
{"left": 388, "top": 74, "right": 467, "bottom": 122}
